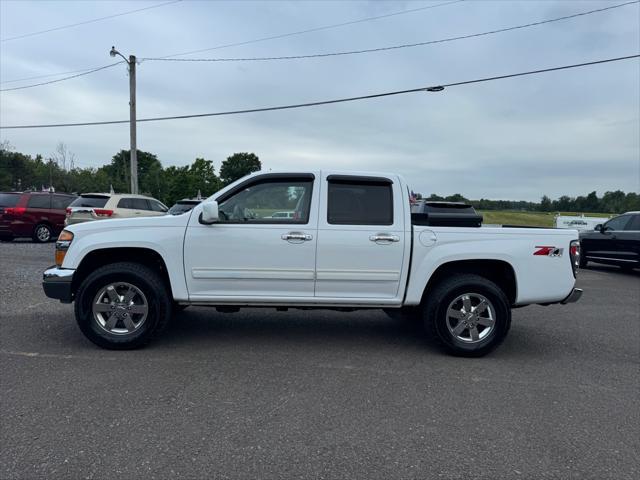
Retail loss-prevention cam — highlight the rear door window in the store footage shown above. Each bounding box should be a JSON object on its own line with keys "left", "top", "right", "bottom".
{"left": 70, "top": 195, "right": 109, "bottom": 208}
{"left": 0, "top": 193, "right": 20, "bottom": 207}
{"left": 117, "top": 198, "right": 133, "bottom": 209}
{"left": 27, "top": 195, "right": 51, "bottom": 209}
{"left": 327, "top": 178, "right": 393, "bottom": 225}
{"left": 130, "top": 198, "right": 151, "bottom": 210}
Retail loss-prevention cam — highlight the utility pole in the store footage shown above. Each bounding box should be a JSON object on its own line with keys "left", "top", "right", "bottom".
{"left": 128, "top": 54, "right": 137, "bottom": 194}
{"left": 110, "top": 46, "right": 138, "bottom": 194}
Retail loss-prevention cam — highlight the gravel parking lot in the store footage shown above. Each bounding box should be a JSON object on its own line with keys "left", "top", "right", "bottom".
{"left": 1, "top": 241, "right": 638, "bottom": 479}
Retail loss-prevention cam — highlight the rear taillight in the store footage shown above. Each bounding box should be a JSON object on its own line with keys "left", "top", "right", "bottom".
{"left": 93, "top": 209, "right": 113, "bottom": 217}
{"left": 569, "top": 240, "right": 580, "bottom": 277}
{"left": 5, "top": 207, "right": 26, "bottom": 216}
{"left": 66, "top": 207, "right": 72, "bottom": 216}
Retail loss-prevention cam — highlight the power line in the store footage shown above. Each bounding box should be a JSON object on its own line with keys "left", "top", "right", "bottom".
{"left": 2, "top": 54, "right": 637, "bottom": 130}
{"left": 1, "top": 65, "right": 120, "bottom": 85}
{"left": 154, "top": 0, "right": 465, "bottom": 59}
{"left": 142, "top": 1, "right": 640, "bottom": 63}
{"left": 0, "top": 63, "right": 124, "bottom": 92}
{"left": 0, "top": 0, "right": 462, "bottom": 85}
{"left": 1, "top": 0, "right": 182, "bottom": 42}
{"left": 3, "top": 1, "right": 634, "bottom": 92}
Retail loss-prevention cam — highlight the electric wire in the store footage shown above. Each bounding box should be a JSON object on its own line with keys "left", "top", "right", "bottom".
{"left": 142, "top": 1, "right": 640, "bottom": 63}
{"left": 4, "top": 0, "right": 634, "bottom": 91}
{"left": 1, "top": 0, "right": 462, "bottom": 84}
{"left": 155, "top": 0, "right": 465, "bottom": 59}
{"left": 0, "top": 63, "right": 124, "bottom": 92}
{"left": 1, "top": 0, "right": 182, "bottom": 42}
{"left": 1, "top": 54, "right": 637, "bottom": 130}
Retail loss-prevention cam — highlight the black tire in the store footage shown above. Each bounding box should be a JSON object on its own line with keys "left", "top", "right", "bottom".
{"left": 74, "top": 262, "right": 172, "bottom": 349}
{"left": 423, "top": 274, "right": 511, "bottom": 357}
{"left": 383, "top": 306, "right": 422, "bottom": 323}
{"left": 0, "top": 236, "right": 13, "bottom": 242}
{"left": 32, "top": 223, "right": 52, "bottom": 243}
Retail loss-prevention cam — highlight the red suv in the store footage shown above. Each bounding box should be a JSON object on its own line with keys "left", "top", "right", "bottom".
{"left": 0, "top": 192, "right": 77, "bottom": 243}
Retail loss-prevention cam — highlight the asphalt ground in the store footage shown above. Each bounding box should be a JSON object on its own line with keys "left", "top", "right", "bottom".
{"left": 1, "top": 241, "right": 638, "bottom": 480}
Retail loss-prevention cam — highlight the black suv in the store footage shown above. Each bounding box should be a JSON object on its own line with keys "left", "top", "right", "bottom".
{"left": 579, "top": 212, "right": 640, "bottom": 270}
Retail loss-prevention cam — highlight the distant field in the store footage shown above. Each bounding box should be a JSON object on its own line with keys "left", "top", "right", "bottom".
{"left": 480, "top": 210, "right": 612, "bottom": 227}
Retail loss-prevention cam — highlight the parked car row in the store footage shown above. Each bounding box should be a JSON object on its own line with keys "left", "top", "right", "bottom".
{"left": 0, "top": 191, "right": 202, "bottom": 242}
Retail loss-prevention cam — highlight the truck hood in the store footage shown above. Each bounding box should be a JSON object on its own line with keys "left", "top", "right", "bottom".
{"left": 65, "top": 212, "right": 190, "bottom": 236}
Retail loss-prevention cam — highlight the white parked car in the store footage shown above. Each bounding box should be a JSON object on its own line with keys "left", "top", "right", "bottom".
{"left": 44, "top": 170, "right": 582, "bottom": 357}
{"left": 65, "top": 193, "right": 168, "bottom": 225}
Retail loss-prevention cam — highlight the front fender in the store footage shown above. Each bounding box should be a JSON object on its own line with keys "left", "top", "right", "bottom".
{"left": 62, "top": 220, "right": 189, "bottom": 301}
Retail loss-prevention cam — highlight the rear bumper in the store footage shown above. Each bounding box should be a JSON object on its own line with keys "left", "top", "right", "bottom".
{"left": 43, "top": 266, "right": 75, "bottom": 303}
{"left": 561, "top": 288, "right": 583, "bottom": 304}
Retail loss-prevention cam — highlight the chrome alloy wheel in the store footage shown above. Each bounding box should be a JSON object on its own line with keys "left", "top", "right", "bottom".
{"left": 92, "top": 282, "right": 149, "bottom": 335}
{"left": 445, "top": 293, "right": 496, "bottom": 343}
{"left": 36, "top": 225, "right": 51, "bottom": 242}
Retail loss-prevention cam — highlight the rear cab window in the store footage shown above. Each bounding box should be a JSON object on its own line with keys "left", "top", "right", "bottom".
{"left": 70, "top": 195, "right": 109, "bottom": 208}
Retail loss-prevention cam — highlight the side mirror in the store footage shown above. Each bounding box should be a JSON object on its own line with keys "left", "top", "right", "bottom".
{"left": 199, "top": 201, "right": 219, "bottom": 224}
{"left": 594, "top": 224, "right": 602, "bottom": 232}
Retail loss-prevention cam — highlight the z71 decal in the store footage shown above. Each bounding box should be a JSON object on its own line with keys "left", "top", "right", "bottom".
{"left": 534, "top": 246, "right": 564, "bottom": 257}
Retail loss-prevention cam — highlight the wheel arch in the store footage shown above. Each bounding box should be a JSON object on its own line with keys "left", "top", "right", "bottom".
{"left": 72, "top": 247, "right": 174, "bottom": 299}
{"left": 420, "top": 259, "right": 517, "bottom": 306}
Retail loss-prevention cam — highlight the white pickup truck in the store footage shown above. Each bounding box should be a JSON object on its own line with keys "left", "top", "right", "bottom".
{"left": 43, "top": 170, "right": 582, "bottom": 356}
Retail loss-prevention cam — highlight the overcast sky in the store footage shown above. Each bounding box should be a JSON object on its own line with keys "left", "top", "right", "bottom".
{"left": 1, "top": 0, "right": 638, "bottom": 200}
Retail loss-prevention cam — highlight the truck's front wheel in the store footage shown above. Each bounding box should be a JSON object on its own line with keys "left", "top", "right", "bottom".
{"left": 423, "top": 274, "right": 511, "bottom": 357}
{"left": 74, "top": 262, "right": 172, "bottom": 349}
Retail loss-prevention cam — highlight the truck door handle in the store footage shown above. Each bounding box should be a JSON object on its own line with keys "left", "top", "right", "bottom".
{"left": 281, "top": 232, "right": 313, "bottom": 242}
{"left": 369, "top": 234, "right": 400, "bottom": 243}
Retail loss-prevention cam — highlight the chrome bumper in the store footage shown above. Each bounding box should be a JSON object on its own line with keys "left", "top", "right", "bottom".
{"left": 42, "top": 266, "right": 75, "bottom": 303}
{"left": 561, "top": 288, "right": 583, "bottom": 304}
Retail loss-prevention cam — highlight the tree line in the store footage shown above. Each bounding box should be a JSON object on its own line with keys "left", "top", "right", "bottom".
{"left": 421, "top": 191, "right": 638, "bottom": 214}
{"left": 0, "top": 142, "right": 261, "bottom": 207}
{"left": 1, "top": 142, "right": 636, "bottom": 213}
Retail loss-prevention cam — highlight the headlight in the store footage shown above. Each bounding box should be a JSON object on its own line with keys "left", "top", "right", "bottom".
{"left": 55, "top": 230, "right": 74, "bottom": 266}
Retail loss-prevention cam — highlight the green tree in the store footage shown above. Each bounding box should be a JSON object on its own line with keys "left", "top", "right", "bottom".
{"left": 219, "top": 152, "right": 261, "bottom": 185}
{"left": 102, "top": 150, "right": 163, "bottom": 196}
{"left": 540, "top": 195, "right": 552, "bottom": 212}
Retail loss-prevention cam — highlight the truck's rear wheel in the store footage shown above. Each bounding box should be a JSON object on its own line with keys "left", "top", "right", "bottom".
{"left": 74, "top": 262, "right": 171, "bottom": 349}
{"left": 423, "top": 274, "right": 511, "bottom": 357}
